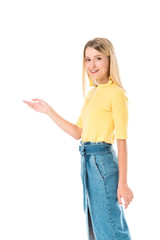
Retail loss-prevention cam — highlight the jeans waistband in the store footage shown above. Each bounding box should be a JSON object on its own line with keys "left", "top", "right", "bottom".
{"left": 79, "top": 140, "right": 113, "bottom": 156}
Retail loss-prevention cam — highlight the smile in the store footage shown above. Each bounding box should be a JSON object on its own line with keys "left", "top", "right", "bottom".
{"left": 90, "top": 70, "right": 99, "bottom": 74}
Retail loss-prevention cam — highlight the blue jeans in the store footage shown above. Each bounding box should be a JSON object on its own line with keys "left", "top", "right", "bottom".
{"left": 79, "top": 141, "right": 132, "bottom": 240}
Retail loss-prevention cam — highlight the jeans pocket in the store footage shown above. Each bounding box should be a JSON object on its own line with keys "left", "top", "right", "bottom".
{"left": 93, "top": 154, "right": 106, "bottom": 180}
{"left": 94, "top": 151, "right": 119, "bottom": 180}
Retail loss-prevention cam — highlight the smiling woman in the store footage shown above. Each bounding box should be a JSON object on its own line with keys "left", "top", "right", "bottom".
{"left": 81, "top": 37, "right": 126, "bottom": 97}
{"left": 85, "top": 48, "right": 110, "bottom": 86}
{"left": 23, "top": 37, "right": 134, "bottom": 240}
{"left": 75, "top": 37, "right": 134, "bottom": 240}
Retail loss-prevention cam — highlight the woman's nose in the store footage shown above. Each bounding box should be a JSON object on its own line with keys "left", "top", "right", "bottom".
{"left": 90, "top": 59, "right": 96, "bottom": 67}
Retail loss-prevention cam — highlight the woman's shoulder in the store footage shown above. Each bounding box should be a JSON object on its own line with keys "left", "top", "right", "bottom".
{"left": 111, "top": 83, "right": 128, "bottom": 101}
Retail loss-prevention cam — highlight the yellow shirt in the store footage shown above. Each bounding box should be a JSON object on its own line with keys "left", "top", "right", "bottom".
{"left": 75, "top": 79, "right": 128, "bottom": 144}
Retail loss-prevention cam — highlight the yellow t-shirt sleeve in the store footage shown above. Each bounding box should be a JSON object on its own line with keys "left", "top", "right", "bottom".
{"left": 111, "top": 90, "right": 129, "bottom": 139}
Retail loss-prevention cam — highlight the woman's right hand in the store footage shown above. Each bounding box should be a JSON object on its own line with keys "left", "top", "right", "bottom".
{"left": 22, "top": 98, "right": 50, "bottom": 114}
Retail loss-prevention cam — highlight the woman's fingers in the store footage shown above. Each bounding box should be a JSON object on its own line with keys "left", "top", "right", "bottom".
{"left": 23, "top": 98, "right": 40, "bottom": 103}
{"left": 28, "top": 102, "right": 35, "bottom": 108}
{"left": 22, "top": 99, "right": 48, "bottom": 113}
{"left": 23, "top": 100, "right": 37, "bottom": 109}
{"left": 118, "top": 189, "right": 134, "bottom": 209}
{"left": 125, "top": 193, "right": 134, "bottom": 208}
{"left": 32, "top": 98, "right": 40, "bottom": 101}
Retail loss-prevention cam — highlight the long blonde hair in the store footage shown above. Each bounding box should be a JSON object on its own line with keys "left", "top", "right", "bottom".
{"left": 82, "top": 37, "right": 126, "bottom": 98}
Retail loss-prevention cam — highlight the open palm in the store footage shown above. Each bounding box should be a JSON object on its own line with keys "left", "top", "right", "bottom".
{"left": 23, "top": 98, "right": 49, "bottom": 114}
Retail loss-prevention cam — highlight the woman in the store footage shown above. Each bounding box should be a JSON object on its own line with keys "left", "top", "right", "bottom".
{"left": 23, "top": 37, "right": 134, "bottom": 240}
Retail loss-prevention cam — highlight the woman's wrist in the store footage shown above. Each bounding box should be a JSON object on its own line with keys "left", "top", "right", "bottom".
{"left": 46, "top": 104, "right": 52, "bottom": 116}
{"left": 118, "top": 180, "right": 128, "bottom": 186}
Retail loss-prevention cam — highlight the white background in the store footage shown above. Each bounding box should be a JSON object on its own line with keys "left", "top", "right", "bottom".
{"left": 0, "top": 0, "right": 160, "bottom": 239}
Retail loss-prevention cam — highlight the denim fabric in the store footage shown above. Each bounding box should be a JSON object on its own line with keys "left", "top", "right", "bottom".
{"left": 79, "top": 141, "right": 132, "bottom": 240}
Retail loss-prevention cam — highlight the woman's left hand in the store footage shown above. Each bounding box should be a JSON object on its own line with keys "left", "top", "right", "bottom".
{"left": 117, "top": 183, "right": 134, "bottom": 209}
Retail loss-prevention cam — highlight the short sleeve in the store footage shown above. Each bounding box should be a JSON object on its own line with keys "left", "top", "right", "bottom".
{"left": 111, "top": 90, "right": 129, "bottom": 139}
{"left": 75, "top": 115, "right": 83, "bottom": 128}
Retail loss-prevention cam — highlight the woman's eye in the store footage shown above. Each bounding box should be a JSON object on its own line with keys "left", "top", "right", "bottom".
{"left": 85, "top": 57, "right": 101, "bottom": 62}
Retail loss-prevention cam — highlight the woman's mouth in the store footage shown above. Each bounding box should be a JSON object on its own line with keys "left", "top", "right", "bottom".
{"left": 90, "top": 70, "right": 99, "bottom": 74}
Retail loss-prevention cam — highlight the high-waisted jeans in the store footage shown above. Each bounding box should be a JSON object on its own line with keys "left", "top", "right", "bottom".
{"left": 79, "top": 140, "right": 132, "bottom": 240}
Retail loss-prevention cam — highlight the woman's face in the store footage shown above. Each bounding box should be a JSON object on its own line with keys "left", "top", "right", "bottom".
{"left": 85, "top": 47, "right": 110, "bottom": 83}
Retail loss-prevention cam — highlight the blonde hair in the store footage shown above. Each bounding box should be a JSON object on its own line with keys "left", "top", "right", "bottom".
{"left": 82, "top": 37, "right": 126, "bottom": 98}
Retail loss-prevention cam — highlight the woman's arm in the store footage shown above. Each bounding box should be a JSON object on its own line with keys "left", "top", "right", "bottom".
{"left": 47, "top": 105, "right": 83, "bottom": 140}
{"left": 23, "top": 98, "right": 83, "bottom": 140}
{"left": 117, "top": 139, "right": 128, "bottom": 184}
{"left": 116, "top": 139, "right": 134, "bottom": 209}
